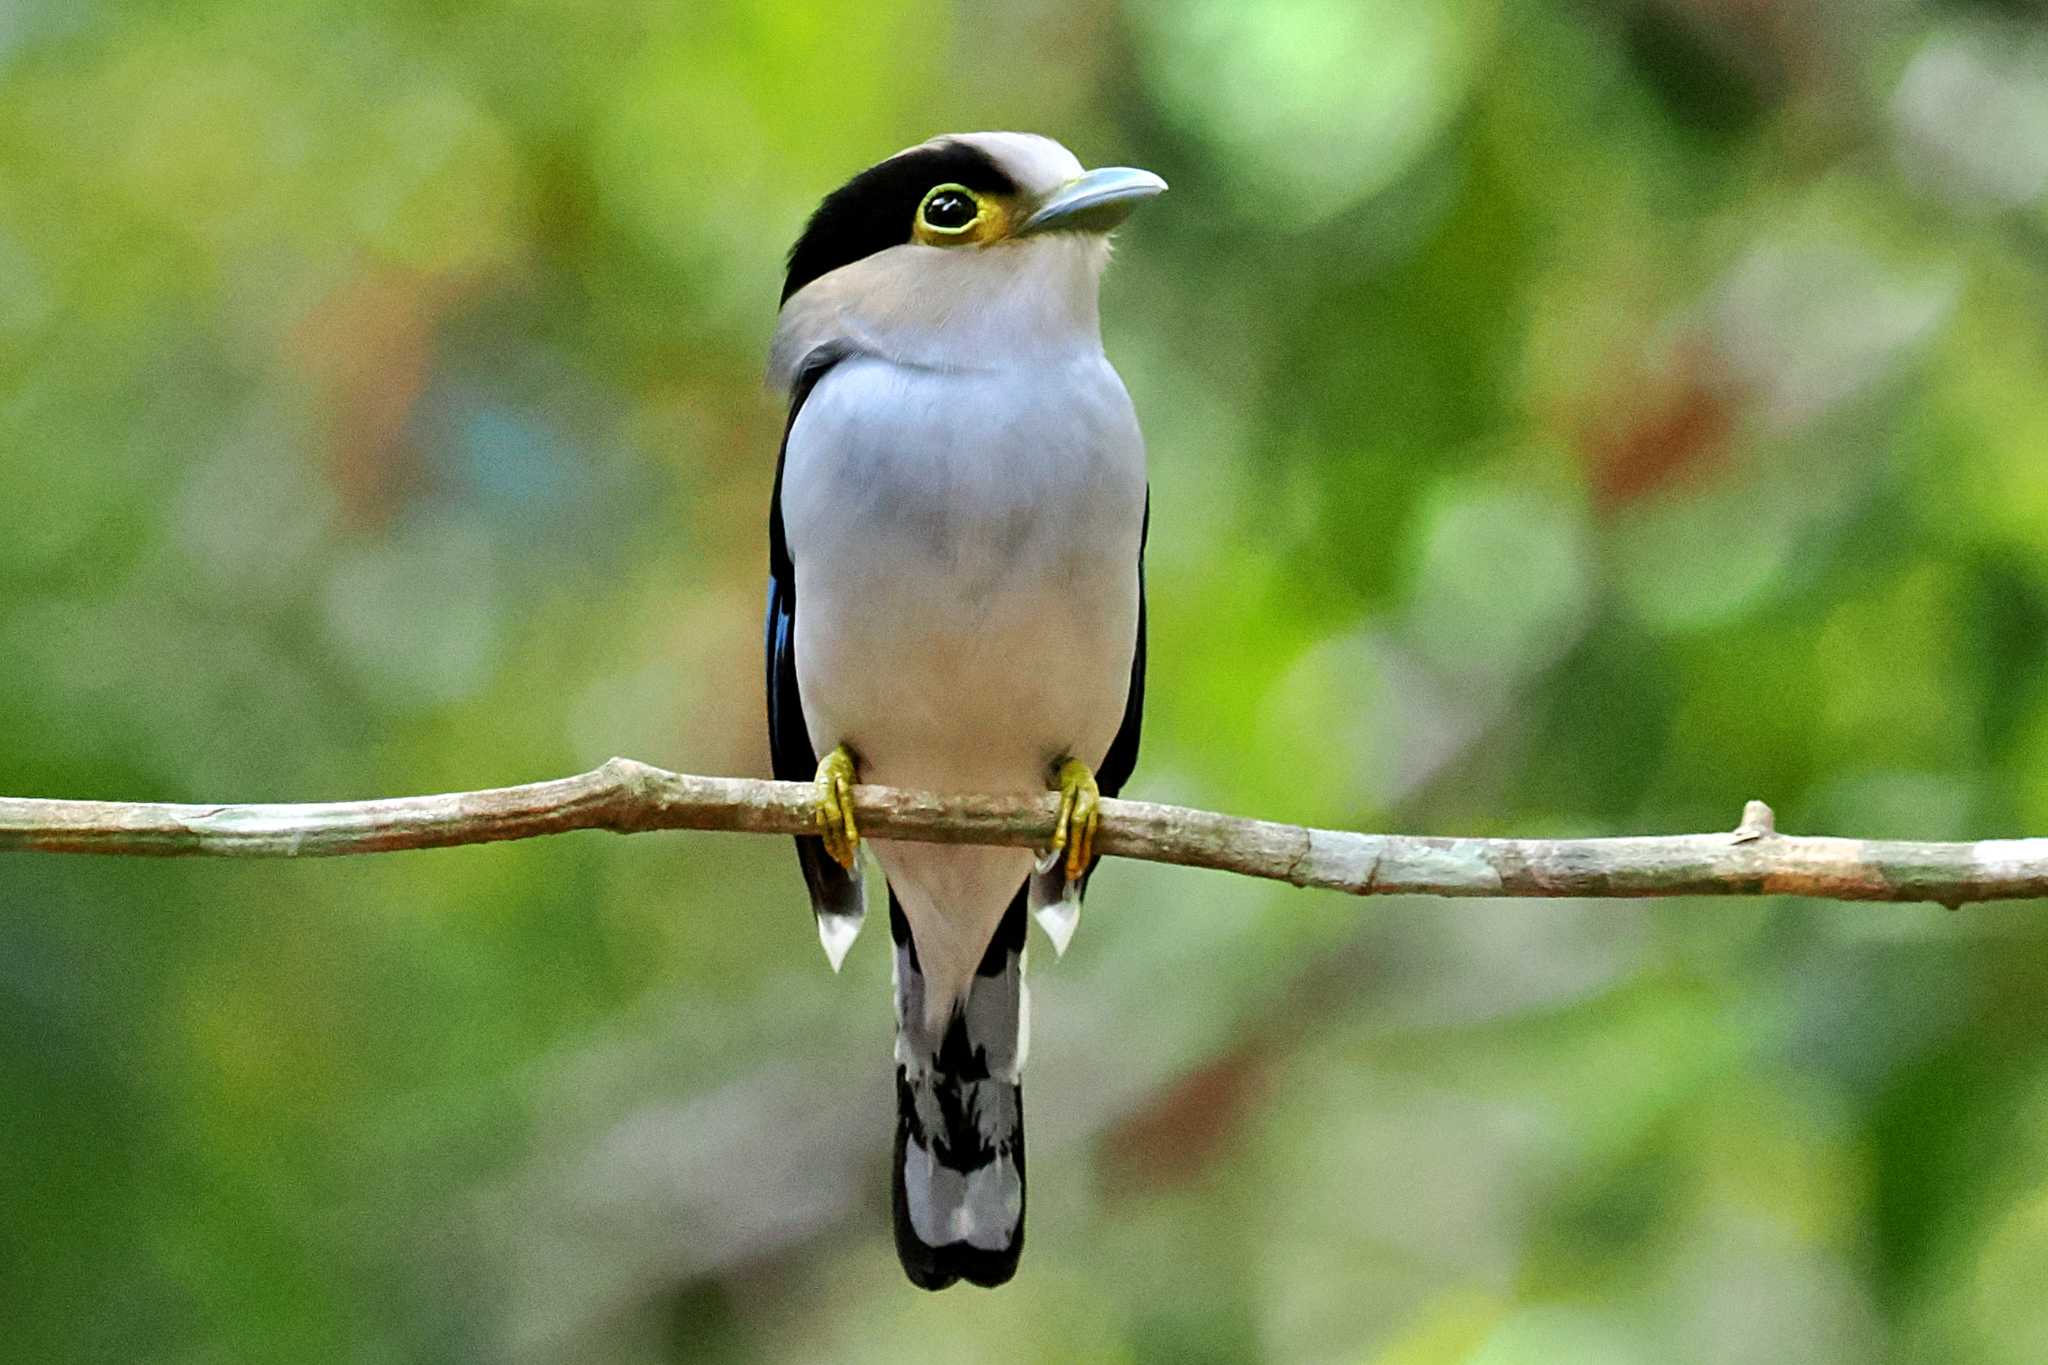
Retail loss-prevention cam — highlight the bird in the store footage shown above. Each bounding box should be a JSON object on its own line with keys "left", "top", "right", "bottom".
{"left": 762, "top": 133, "right": 1162, "bottom": 1290}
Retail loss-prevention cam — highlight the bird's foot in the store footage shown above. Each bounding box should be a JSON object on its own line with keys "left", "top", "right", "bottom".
{"left": 815, "top": 745, "right": 861, "bottom": 870}
{"left": 1049, "top": 757, "right": 1100, "bottom": 883}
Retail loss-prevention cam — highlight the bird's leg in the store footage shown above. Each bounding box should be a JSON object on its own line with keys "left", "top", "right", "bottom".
{"left": 1049, "top": 757, "right": 1101, "bottom": 883}
{"left": 815, "top": 745, "right": 861, "bottom": 870}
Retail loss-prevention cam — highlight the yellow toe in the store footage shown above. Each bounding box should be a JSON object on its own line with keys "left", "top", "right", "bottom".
{"left": 814, "top": 746, "right": 860, "bottom": 870}
{"left": 1054, "top": 757, "right": 1100, "bottom": 883}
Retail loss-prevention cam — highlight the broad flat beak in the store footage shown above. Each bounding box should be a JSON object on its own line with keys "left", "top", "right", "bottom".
{"left": 1016, "top": 166, "right": 1168, "bottom": 236}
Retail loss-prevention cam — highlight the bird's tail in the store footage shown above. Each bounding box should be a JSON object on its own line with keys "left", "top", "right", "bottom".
{"left": 889, "top": 887, "right": 1027, "bottom": 1290}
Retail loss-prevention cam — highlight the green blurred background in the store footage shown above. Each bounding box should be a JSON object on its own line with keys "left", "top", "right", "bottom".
{"left": 6, "top": 0, "right": 2048, "bottom": 1360}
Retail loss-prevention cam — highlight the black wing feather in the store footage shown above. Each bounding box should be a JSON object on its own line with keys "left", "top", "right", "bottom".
{"left": 767, "top": 357, "right": 863, "bottom": 924}
{"left": 1096, "top": 490, "right": 1148, "bottom": 801}
{"left": 1029, "top": 489, "right": 1147, "bottom": 913}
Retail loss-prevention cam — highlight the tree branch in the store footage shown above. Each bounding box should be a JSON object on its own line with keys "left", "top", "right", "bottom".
{"left": 1, "top": 758, "right": 2042, "bottom": 906}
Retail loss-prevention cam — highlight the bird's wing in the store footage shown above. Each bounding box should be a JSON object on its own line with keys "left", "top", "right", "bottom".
{"left": 1028, "top": 488, "right": 1145, "bottom": 947}
{"left": 767, "top": 355, "right": 864, "bottom": 961}
{"left": 1097, "top": 488, "right": 1147, "bottom": 800}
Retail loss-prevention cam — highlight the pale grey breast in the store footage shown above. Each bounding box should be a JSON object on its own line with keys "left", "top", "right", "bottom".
{"left": 782, "top": 351, "right": 1145, "bottom": 793}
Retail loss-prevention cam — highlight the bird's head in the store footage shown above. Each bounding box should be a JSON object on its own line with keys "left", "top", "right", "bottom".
{"left": 770, "top": 133, "right": 1165, "bottom": 387}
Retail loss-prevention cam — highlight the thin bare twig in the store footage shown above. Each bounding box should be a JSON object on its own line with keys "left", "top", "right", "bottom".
{"left": 1, "top": 759, "right": 2042, "bottom": 906}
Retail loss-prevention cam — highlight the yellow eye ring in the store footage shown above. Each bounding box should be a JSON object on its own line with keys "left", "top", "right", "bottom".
{"left": 916, "top": 183, "right": 983, "bottom": 236}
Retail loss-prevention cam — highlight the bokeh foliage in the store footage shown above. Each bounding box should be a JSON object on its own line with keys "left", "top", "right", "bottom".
{"left": 6, "top": 0, "right": 2048, "bottom": 1360}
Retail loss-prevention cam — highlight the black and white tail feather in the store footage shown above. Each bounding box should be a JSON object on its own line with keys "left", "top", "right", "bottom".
{"left": 890, "top": 890, "right": 1029, "bottom": 1289}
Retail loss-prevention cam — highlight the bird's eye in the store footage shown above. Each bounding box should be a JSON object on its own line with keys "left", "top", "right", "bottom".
{"left": 917, "top": 184, "right": 981, "bottom": 234}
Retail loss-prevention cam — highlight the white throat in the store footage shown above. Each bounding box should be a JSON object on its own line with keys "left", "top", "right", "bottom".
{"left": 769, "top": 234, "right": 1112, "bottom": 392}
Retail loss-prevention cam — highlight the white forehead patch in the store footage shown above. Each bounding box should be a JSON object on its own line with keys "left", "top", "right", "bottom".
{"left": 897, "top": 131, "right": 1084, "bottom": 198}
